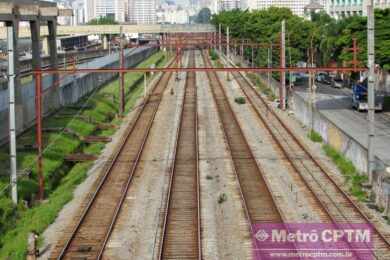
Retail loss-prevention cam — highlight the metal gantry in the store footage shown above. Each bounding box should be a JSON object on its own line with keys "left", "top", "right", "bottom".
{"left": 3, "top": 17, "right": 370, "bottom": 206}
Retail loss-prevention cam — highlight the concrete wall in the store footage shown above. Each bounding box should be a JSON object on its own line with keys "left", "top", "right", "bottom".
{"left": 0, "top": 46, "right": 157, "bottom": 143}
{"left": 292, "top": 92, "right": 389, "bottom": 208}
{"left": 293, "top": 93, "right": 370, "bottom": 172}
{"left": 379, "top": 71, "right": 390, "bottom": 94}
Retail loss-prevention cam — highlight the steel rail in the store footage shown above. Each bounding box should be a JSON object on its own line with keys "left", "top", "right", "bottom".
{"left": 232, "top": 66, "right": 390, "bottom": 259}
{"left": 219, "top": 54, "right": 373, "bottom": 259}
{"left": 201, "top": 51, "right": 292, "bottom": 259}
{"left": 232, "top": 68, "right": 370, "bottom": 259}
{"left": 158, "top": 51, "right": 201, "bottom": 260}
{"left": 54, "top": 58, "right": 175, "bottom": 260}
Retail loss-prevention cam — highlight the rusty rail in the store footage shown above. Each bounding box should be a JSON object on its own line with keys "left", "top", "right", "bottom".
{"left": 51, "top": 58, "right": 175, "bottom": 260}
{"left": 201, "top": 51, "right": 287, "bottom": 259}
{"left": 231, "top": 65, "right": 390, "bottom": 259}
{"left": 159, "top": 51, "right": 201, "bottom": 259}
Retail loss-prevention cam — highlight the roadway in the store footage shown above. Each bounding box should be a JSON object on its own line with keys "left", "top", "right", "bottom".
{"left": 293, "top": 82, "right": 390, "bottom": 167}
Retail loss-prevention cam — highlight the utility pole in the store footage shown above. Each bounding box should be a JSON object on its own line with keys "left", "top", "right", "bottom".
{"left": 268, "top": 44, "right": 272, "bottom": 95}
{"left": 226, "top": 26, "right": 230, "bottom": 81}
{"left": 219, "top": 24, "right": 222, "bottom": 54}
{"left": 144, "top": 73, "right": 147, "bottom": 98}
{"left": 240, "top": 40, "right": 244, "bottom": 62}
{"left": 119, "top": 26, "right": 125, "bottom": 116}
{"left": 6, "top": 22, "right": 18, "bottom": 204}
{"left": 309, "top": 35, "right": 316, "bottom": 132}
{"left": 280, "top": 20, "right": 286, "bottom": 110}
{"left": 251, "top": 47, "right": 254, "bottom": 68}
{"left": 367, "top": 0, "right": 376, "bottom": 184}
{"left": 36, "top": 72, "right": 44, "bottom": 201}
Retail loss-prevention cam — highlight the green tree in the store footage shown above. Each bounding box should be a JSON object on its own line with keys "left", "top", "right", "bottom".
{"left": 212, "top": 8, "right": 390, "bottom": 70}
{"left": 196, "top": 8, "right": 212, "bottom": 24}
{"left": 87, "top": 16, "right": 118, "bottom": 25}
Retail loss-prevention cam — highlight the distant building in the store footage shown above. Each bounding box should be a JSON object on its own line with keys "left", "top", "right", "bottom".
{"left": 57, "top": 2, "right": 72, "bottom": 25}
{"left": 246, "top": 0, "right": 326, "bottom": 17}
{"left": 84, "top": 0, "right": 126, "bottom": 22}
{"left": 72, "top": 0, "right": 86, "bottom": 25}
{"left": 218, "top": 0, "right": 241, "bottom": 11}
{"left": 128, "top": 0, "right": 157, "bottom": 24}
{"left": 325, "top": 0, "right": 390, "bottom": 19}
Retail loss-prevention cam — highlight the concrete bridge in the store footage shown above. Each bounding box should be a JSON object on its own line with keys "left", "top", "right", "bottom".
{"left": 0, "top": 24, "right": 216, "bottom": 39}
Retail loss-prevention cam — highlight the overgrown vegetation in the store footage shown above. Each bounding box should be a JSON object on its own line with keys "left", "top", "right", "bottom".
{"left": 234, "top": 97, "right": 246, "bottom": 105}
{"left": 209, "top": 49, "right": 219, "bottom": 61}
{"left": 247, "top": 73, "right": 276, "bottom": 101}
{"left": 383, "top": 96, "right": 390, "bottom": 111}
{"left": 322, "top": 144, "right": 368, "bottom": 202}
{"left": 193, "top": 7, "right": 212, "bottom": 24}
{"left": 0, "top": 51, "right": 168, "bottom": 259}
{"left": 308, "top": 130, "right": 323, "bottom": 143}
{"left": 87, "top": 16, "right": 118, "bottom": 25}
{"left": 218, "top": 193, "right": 227, "bottom": 204}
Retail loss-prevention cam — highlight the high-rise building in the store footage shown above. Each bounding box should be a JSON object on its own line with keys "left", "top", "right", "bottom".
{"left": 325, "top": 0, "right": 390, "bottom": 19}
{"left": 246, "top": 0, "right": 326, "bottom": 17}
{"left": 73, "top": 0, "right": 86, "bottom": 25}
{"left": 218, "top": 0, "right": 241, "bottom": 11}
{"left": 128, "top": 0, "right": 157, "bottom": 24}
{"left": 84, "top": 0, "right": 126, "bottom": 22}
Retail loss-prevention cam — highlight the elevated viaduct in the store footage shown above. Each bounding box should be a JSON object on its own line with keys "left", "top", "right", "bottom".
{"left": 0, "top": 24, "right": 216, "bottom": 39}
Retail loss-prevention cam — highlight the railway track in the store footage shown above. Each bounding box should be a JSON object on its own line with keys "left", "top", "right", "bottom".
{"left": 201, "top": 51, "right": 286, "bottom": 258}
{"left": 159, "top": 51, "right": 201, "bottom": 259}
{"left": 227, "top": 63, "right": 390, "bottom": 259}
{"left": 50, "top": 58, "right": 175, "bottom": 260}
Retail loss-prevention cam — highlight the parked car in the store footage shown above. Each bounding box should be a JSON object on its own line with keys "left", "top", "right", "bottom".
{"left": 315, "top": 72, "right": 331, "bottom": 85}
{"left": 292, "top": 72, "right": 309, "bottom": 86}
{"left": 331, "top": 77, "right": 344, "bottom": 88}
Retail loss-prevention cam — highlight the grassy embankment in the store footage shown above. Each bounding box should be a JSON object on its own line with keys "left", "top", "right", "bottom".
{"left": 307, "top": 130, "right": 368, "bottom": 202}
{"left": 0, "top": 51, "right": 168, "bottom": 259}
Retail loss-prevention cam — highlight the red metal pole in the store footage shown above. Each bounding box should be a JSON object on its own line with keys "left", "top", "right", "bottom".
{"left": 35, "top": 72, "right": 44, "bottom": 200}
{"left": 119, "top": 44, "right": 125, "bottom": 115}
{"left": 241, "top": 40, "right": 244, "bottom": 60}
{"left": 280, "top": 23, "right": 286, "bottom": 110}
{"left": 352, "top": 38, "right": 360, "bottom": 70}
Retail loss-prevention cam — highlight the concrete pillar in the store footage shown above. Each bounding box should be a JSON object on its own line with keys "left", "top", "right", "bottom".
{"left": 5, "top": 20, "right": 23, "bottom": 126}
{"left": 27, "top": 232, "right": 38, "bottom": 260}
{"left": 47, "top": 19, "right": 59, "bottom": 112}
{"left": 103, "top": 34, "right": 109, "bottom": 50}
{"left": 30, "top": 20, "right": 42, "bottom": 78}
{"left": 6, "top": 21, "right": 21, "bottom": 101}
{"left": 42, "top": 36, "right": 49, "bottom": 56}
{"left": 48, "top": 20, "right": 58, "bottom": 71}
{"left": 6, "top": 20, "right": 20, "bottom": 204}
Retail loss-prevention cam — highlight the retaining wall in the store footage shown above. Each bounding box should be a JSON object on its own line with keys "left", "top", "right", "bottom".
{"left": 292, "top": 92, "right": 390, "bottom": 208}
{"left": 0, "top": 46, "right": 157, "bottom": 143}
